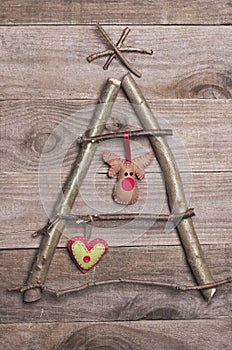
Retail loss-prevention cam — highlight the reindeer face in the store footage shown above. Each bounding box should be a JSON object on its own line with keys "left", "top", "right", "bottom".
{"left": 118, "top": 161, "right": 136, "bottom": 192}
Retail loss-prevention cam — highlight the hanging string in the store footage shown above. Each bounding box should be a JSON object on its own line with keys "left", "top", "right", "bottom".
{"left": 124, "top": 132, "right": 132, "bottom": 162}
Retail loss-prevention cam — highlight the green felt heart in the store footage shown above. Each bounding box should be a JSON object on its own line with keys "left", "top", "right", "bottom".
{"left": 68, "top": 236, "right": 108, "bottom": 273}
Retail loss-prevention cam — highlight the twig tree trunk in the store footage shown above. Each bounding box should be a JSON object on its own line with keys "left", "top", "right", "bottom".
{"left": 122, "top": 73, "right": 216, "bottom": 302}
{"left": 23, "top": 78, "right": 121, "bottom": 302}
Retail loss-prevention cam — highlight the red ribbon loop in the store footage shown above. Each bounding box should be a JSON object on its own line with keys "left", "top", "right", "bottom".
{"left": 124, "top": 132, "right": 132, "bottom": 162}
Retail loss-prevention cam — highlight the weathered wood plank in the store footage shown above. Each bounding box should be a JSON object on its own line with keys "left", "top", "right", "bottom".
{"left": 1, "top": 320, "right": 232, "bottom": 350}
{"left": 1, "top": 245, "right": 232, "bottom": 322}
{"left": 1, "top": 171, "right": 232, "bottom": 248}
{"left": 1, "top": 99, "right": 231, "bottom": 173}
{"left": 0, "top": 0, "right": 231, "bottom": 25}
{"left": 0, "top": 26, "right": 231, "bottom": 99}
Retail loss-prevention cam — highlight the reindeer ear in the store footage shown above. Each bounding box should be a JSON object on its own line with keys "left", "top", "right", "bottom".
{"left": 103, "top": 150, "right": 123, "bottom": 177}
{"left": 133, "top": 151, "right": 154, "bottom": 170}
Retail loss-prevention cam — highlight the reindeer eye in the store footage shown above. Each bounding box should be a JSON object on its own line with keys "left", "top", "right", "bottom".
{"left": 130, "top": 172, "right": 133, "bottom": 176}
{"left": 124, "top": 172, "right": 128, "bottom": 176}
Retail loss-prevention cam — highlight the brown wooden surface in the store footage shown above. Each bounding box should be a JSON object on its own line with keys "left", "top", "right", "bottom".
{"left": 0, "top": 26, "right": 231, "bottom": 100}
{"left": 0, "top": 0, "right": 231, "bottom": 25}
{"left": 1, "top": 171, "right": 232, "bottom": 248}
{"left": 1, "top": 319, "right": 232, "bottom": 350}
{"left": 0, "top": 320, "right": 232, "bottom": 350}
{"left": 1, "top": 99, "right": 232, "bottom": 173}
{"left": 2, "top": 245, "right": 232, "bottom": 323}
{"left": 0, "top": 1, "right": 231, "bottom": 349}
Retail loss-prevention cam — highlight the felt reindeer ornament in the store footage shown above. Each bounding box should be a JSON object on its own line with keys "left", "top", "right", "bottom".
{"left": 103, "top": 132, "right": 154, "bottom": 205}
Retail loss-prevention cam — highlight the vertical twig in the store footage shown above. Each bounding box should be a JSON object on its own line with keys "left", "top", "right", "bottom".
{"left": 122, "top": 73, "right": 216, "bottom": 302}
{"left": 103, "top": 27, "right": 130, "bottom": 70}
{"left": 23, "top": 78, "right": 121, "bottom": 302}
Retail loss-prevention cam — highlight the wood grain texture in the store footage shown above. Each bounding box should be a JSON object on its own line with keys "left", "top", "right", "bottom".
{"left": 0, "top": 0, "right": 231, "bottom": 25}
{"left": 0, "top": 1, "right": 231, "bottom": 342}
{"left": 1, "top": 320, "right": 232, "bottom": 350}
{"left": 1, "top": 99, "right": 231, "bottom": 248}
{"left": 1, "top": 171, "right": 232, "bottom": 248}
{"left": 1, "top": 99, "right": 231, "bottom": 173}
{"left": 0, "top": 26, "right": 231, "bottom": 99}
{"left": 2, "top": 245, "right": 232, "bottom": 323}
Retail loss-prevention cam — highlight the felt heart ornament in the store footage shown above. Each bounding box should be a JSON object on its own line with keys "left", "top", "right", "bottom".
{"left": 68, "top": 236, "right": 108, "bottom": 273}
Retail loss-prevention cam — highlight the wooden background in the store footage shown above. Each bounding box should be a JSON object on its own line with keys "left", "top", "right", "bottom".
{"left": 1, "top": 1, "right": 232, "bottom": 349}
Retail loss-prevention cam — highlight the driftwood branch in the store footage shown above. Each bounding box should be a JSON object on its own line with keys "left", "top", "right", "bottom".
{"left": 103, "top": 27, "right": 130, "bottom": 70}
{"left": 50, "top": 208, "right": 195, "bottom": 226}
{"left": 96, "top": 23, "right": 142, "bottom": 78}
{"left": 23, "top": 78, "right": 121, "bottom": 303}
{"left": 122, "top": 73, "right": 216, "bottom": 302}
{"left": 8, "top": 276, "right": 232, "bottom": 298}
{"left": 77, "top": 128, "right": 173, "bottom": 144}
{"left": 45, "top": 277, "right": 232, "bottom": 297}
{"left": 87, "top": 47, "right": 153, "bottom": 63}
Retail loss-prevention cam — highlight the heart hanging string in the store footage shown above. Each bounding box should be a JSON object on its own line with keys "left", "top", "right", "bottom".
{"left": 83, "top": 215, "right": 93, "bottom": 241}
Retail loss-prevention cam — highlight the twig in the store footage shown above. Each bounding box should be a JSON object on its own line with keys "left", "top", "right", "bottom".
{"left": 96, "top": 23, "right": 142, "bottom": 78}
{"left": 8, "top": 283, "right": 43, "bottom": 293}
{"left": 87, "top": 47, "right": 153, "bottom": 63}
{"left": 23, "top": 78, "right": 121, "bottom": 303}
{"left": 51, "top": 208, "right": 195, "bottom": 226}
{"left": 35, "top": 208, "right": 195, "bottom": 238}
{"left": 9, "top": 276, "right": 230, "bottom": 298}
{"left": 103, "top": 27, "right": 130, "bottom": 70}
{"left": 122, "top": 73, "right": 216, "bottom": 302}
{"left": 77, "top": 128, "right": 173, "bottom": 144}
{"left": 32, "top": 223, "right": 51, "bottom": 238}
{"left": 45, "top": 277, "right": 232, "bottom": 297}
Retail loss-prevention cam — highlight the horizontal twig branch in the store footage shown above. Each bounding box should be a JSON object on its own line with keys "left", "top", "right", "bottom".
{"left": 47, "top": 276, "right": 232, "bottom": 297}
{"left": 77, "top": 129, "right": 173, "bottom": 144}
{"left": 51, "top": 208, "right": 195, "bottom": 226}
{"left": 8, "top": 276, "right": 232, "bottom": 298}
{"left": 87, "top": 47, "right": 153, "bottom": 63}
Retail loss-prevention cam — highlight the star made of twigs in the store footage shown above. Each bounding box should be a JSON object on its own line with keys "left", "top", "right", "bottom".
{"left": 87, "top": 23, "right": 153, "bottom": 78}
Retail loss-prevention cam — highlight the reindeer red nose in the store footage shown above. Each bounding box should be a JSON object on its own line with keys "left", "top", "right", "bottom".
{"left": 122, "top": 177, "right": 135, "bottom": 191}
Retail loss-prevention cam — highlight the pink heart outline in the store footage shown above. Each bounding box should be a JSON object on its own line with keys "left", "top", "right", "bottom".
{"left": 68, "top": 236, "right": 108, "bottom": 273}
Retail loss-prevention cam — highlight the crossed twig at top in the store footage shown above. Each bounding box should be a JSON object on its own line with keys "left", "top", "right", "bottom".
{"left": 87, "top": 23, "right": 153, "bottom": 78}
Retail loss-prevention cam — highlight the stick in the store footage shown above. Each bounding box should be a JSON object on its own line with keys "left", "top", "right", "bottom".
{"left": 96, "top": 23, "right": 142, "bottom": 78}
{"left": 77, "top": 128, "right": 173, "bottom": 144}
{"left": 103, "top": 27, "right": 130, "bottom": 70}
{"left": 122, "top": 73, "right": 216, "bottom": 302}
{"left": 23, "top": 78, "right": 121, "bottom": 303}
{"left": 46, "top": 276, "right": 232, "bottom": 297}
{"left": 50, "top": 208, "right": 195, "bottom": 226}
{"left": 87, "top": 47, "right": 153, "bottom": 63}
{"left": 45, "top": 276, "right": 232, "bottom": 297}
{"left": 9, "top": 276, "right": 232, "bottom": 298}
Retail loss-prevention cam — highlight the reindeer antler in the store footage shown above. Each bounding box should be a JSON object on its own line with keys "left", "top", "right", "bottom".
{"left": 103, "top": 150, "right": 123, "bottom": 177}
{"left": 133, "top": 151, "right": 154, "bottom": 179}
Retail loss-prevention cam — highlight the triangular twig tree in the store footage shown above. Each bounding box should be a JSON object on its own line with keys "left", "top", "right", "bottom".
{"left": 23, "top": 74, "right": 216, "bottom": 303}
